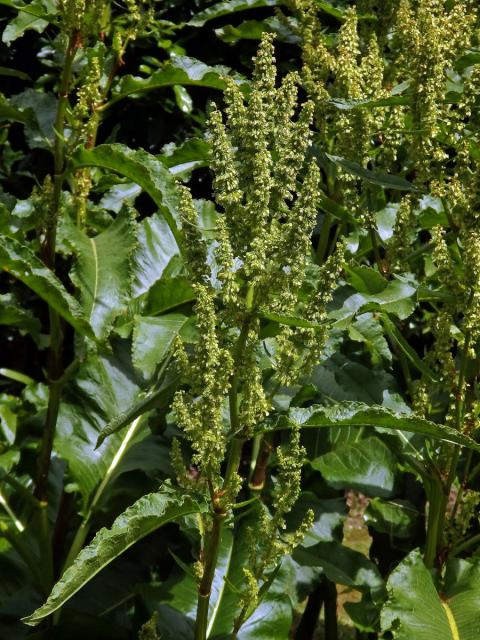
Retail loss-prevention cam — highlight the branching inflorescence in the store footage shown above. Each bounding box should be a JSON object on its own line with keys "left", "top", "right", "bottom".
{"left": 170, "top": 33, "right": 344, "bottom": 638}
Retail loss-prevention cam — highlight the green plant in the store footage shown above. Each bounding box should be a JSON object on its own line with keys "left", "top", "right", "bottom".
{"left": 2, "top": 0, "right": 480, "bottom": 639}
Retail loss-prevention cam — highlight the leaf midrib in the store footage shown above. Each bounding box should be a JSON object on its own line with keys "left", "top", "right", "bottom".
{"left": 441, "top": 601, "right": 460, "bottom": 640}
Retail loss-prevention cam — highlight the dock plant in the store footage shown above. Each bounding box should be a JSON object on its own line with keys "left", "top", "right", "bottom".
{"left": 1, "top": 0, "right": 480, "bottom": 638}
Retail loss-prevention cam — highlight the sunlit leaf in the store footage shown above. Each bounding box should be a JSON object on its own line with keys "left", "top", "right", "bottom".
{"left": 276, "top": 402, "right": 480, "bottom": 452}
{"left": 0, "top": 235, "right": 94, "bottom": 338}
{"left": 23, "top": 487, "right": 205, "bottom": 625}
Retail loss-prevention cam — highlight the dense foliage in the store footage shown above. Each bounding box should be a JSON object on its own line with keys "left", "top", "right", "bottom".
{"left": 1, "top": 0, "right": 480, "bottom": 638}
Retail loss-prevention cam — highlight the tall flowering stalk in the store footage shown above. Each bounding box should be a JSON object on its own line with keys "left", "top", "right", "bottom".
{"left": 170, "top": 34, "right": 343, "bottom": 639}
{"left": 297, "top": 0, "right": 480, "bottom": 573}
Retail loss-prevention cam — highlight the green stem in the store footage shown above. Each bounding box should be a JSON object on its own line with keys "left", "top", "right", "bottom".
{"left": 223, "top": 437, "right": 245, "bottom": 490}
{"left": 194, "top": 296, "right": 253, "bottom": 640}
{"left": 424, "top": 475, "right": 444, "bottom": 569}
{"left": 39, "top": 501, "right": 54, "bottom": 588}
{"left": 34, "top": 378, "right": 62, "bottom": 501}
{"left": 435, "top": 330, "right": 472, "bottom": 556}
{"left": 34, "top": 32, "right": 78, "bottom": 502}
{"left": 425, "top": 328, "right": 472, "bottom": 566}
{"left": 45, "top": 31, "right": 78, "bottom": 269}
{"left": 195, "top": 511, "right": 226, "bottom": 640}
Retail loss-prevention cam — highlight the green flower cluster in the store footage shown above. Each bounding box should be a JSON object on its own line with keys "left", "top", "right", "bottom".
{"left": 394, "top": 0, "right": 476, "bottom": 178}
{"left": 172, "top": 32, "right": 342, "bottom": 496}
{"left": 295, "top": 1, "right": 397, "bottom": 225}
{"left": 169, "top": 35, "right": 343, "bottom": 617}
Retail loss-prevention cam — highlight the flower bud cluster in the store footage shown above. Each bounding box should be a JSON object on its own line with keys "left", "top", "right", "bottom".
{"left": 170, "top": 37, "right": 334, "bottom": 582}
{"left": 275, "top": 241, "right": 345, "bottom": 385}
{"left": 388, "top": 196, "right": 415, "bottom": 272}
{"left": 295, "top": 2, "right": 398, "bottom": 221}
{"left": 172, "top": 284, "right": 233, "bottom": 485}
{"left": 209, "top": 34, "right": 320, "bottom": 316}
{"left": 393, "top": 0, "right": 476, "bottom": 178}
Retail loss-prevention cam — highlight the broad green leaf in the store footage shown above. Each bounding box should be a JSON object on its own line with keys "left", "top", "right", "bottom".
{"left": 99, "top": 182, "right": 141, "bottom": 213}
{"left": 348, "top": 313, "right": 391, "bottom": 364}
{"left": 364, "top": 498, "right": 419, "bottom": 539}
{"left": 71, "top": 144, "right": 183, "bottom": 248}
{"left": 312, "top": 436, "right": 397, "bottom": 498}
{"left": 0, "top": 235, "right": 93, "bottom": 338}
{"left": 330, "top": 278, "right": 416, "bottom": 327}
{"left": 132, "top": 213, "right": 180, "bottom": 297}
{"left": 2, "top": 10, "right": 48, "bottom": 44}
{"left": 22, "top": 487, "right": 205, "bottom": 625}
{"left": 0, "top": 0, "right": 54, "bottom": 20}
{"left": 215, "top": 19, "right": 268, "bottom": 43}
{"left": 310, "top": 352, "right": 403, "bottom": 407}
{"left": 314, "top": 0, "right": 376, "bottom": 20}
{"left": 344, "top": 592, "right": 379, "bottom": 633}
{"left": 132, "top": 314, "right": 190, "bottom": 378}
{"left": 0, "top": 394, "right": 21, "bottom": 444}
{"left": 0, "top": 447, "right": 20, "bottom": 477}
{"left": 0, "top": 292, "right": 40, "bottom": 338}
{"left": 381, "top": 550, "right": 480, "bottom": 639}
{"left": 286, "top": 493, "right": 346, "bottom": 547}
{"left": 67, "top": 211, "right": 136, "bottom": 340}
{"left": 145, "top": 276, "right": 196, "bottom": 315}
{"left": 188, "top": 0, "right": 281, "bottom": 27}
{"left": 1, "top": 0, "right": 55, "bottom": 44}
{"left": 173, "top": 85, "right": 193, "bottom": 113}
{"left": 10, "top": 89, "right": 57, "bottom": 150}
{"left": 110, "top": 57, "right": 246, "bottom": 106}
{"left": 160, "top": 137, "right": 210, "bottom": 176}
{"left": 345, "top": 265, "right": 388, "bottom": 295}
{"left": 55, "top": 348, "right": 160, "bottom": 502}
{"left": 294, "top": 541, "right": 384, "bottom": 595}
{"left": 456, "top": 52, "right": 480, "bottom": 72}
{"left": 325, "top": 153, "right": 422, "bottom": 192}
{"left": 0, "top": 93, "right": 30, "bottom": 123}
{"left": 95, "top": 374, "right": 179, "bottom": 448}
{"left": 443, "top": 557, "right": 480, "bottom": 640}
{"left": 276, "top": 402, "right": 480, "bottom": 452}
{"left": 238, "top": 595, "right": 292, "bottom": 639}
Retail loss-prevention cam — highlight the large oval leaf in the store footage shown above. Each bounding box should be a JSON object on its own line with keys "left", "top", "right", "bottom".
{"left": 54, "top": 347, "right": 172, "bottom": 504}
{"left": 110, "top": 56, "right": 246, "bottom": 104}
{"left": 293, "top": 541, "right": 384, "bottom": 596}
{"left": 22, "top": 487, "right": 205, "bottom": 626}
{"left": 381, "top": 550, "right": 480, "bottom": 639}
{"left": 67, "top": 210, "right": 136, "bottom": 340}
{"left": 312, "top": 436, "right": 397, "bottom": 498}
{"left": 276, "top": 402, "right": 480, "bottom": 452}
{"left": 132, "top": 314, "right": 191, "bottom": 379}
